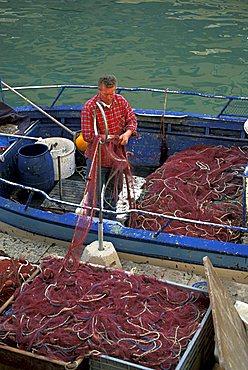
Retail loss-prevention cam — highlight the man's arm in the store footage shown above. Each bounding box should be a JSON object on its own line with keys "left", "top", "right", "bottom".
{"left": 120, "top": 98, "right": 137, "bottom": 145}
{"left": 81, "top": 105, "right": 95, "bottom": 143}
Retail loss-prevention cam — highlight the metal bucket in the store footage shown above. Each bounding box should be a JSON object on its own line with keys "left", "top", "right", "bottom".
{"left": 17, "top": 143, "right": 54, "bottom": 193}
{"left": 42, "top": 137, "right": 76, "bottom": 181}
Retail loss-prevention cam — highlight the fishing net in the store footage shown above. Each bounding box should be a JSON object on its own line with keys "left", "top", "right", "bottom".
{"left": 130, "top": 144, "right": 248, "bottom": 242}
{"left": 0, "top": 140, "right": 220, "bottom": 369}
{"left": 0, "top": 256, "right": 209, "bottom": 369}
{"left": 0, "top": 139, "right": 214, "bottom": 369}
{"left": 64, "top": 135, "right": 135, "bottom": 272}
{"left": 0, "top": 257, "right": 38, "bottom": 306}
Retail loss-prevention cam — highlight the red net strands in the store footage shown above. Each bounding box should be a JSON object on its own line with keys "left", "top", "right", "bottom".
{"left": 0, "top": 257, "right": 209, "bottom": 369}
{"left": 0, "top": 257, "right": 38, "bottom": 306}
{"left": 65, "top": 135, "right": 135, "bottom": 272}
{"left": 130, "top": 144, "right": 248, "bottom": 242}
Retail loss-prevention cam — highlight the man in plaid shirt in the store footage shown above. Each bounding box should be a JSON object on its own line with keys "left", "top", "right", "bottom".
{"left": 81, "top": 74, "right": 137, "bottom": 215}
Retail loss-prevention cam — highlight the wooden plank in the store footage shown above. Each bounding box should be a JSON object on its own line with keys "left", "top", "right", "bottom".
{"left": 203, "top": 256, "right": 248, "bottom": 370}
{"left": 0, "top": 345, "right": 85, "bottom": 370}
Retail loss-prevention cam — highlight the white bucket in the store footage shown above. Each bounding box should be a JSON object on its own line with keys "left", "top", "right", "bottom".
{"left": 42, "top": 137, "right": 76, "bottom": 181}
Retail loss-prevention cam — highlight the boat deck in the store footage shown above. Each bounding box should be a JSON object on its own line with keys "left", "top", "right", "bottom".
{"left": 9, "top": 161, "right": 148, "bottom": 220}
{"left": 41, "top": 178, "right": 86, "bottom": 212}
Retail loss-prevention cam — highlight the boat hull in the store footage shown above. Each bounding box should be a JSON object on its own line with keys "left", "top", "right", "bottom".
{"left": 0, "top": 196, "right": 247, "bottom": 279}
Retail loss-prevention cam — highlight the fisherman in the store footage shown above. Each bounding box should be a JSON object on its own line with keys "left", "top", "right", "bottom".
{"left": 81, "top": 74, "right": 137, "bottom": 215}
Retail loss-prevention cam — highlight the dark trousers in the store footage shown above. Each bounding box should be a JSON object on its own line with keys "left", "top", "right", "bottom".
{"left": 86, "top": 159, "right": 118, "bottom": 215}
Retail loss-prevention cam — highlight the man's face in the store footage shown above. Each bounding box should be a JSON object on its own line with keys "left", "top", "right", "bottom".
{"left": 98, "top": 84, "right": 116, "bottom": 105}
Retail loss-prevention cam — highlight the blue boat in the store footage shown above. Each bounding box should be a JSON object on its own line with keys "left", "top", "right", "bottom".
{"left": 0, "top": 82, "right": 248, "bottom": 279}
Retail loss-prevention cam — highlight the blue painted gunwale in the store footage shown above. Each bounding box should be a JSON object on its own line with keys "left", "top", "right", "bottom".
{"left": 0, "top": 197, "right": 247, "bottom": 271}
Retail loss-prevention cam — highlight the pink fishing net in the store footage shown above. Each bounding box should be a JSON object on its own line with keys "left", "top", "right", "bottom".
{"left": 0, "top": 257, "right": 209, "bottom": 369}
{"left": 0, "top": 257, "right": 38, "bottom": 306}
{"left": 130, "top": 144, "right": 248, "bottom": 242}
{"left": 64, "top": 135, "right": 134, "bottom": 272}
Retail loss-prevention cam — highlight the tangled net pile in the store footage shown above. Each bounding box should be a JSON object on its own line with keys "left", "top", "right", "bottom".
{"left": 0, "top": 257, "right": 38, "bottom": 306}
{"left": 130, "top": 144, "right": 248, "bottom": 242}
{"left": 0, "top": 256, "right": 209, "bottom": 369}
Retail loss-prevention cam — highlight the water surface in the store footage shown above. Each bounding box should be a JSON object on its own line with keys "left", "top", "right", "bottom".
{"left": 1, "top": 0, "right": 248, "bottom": 110}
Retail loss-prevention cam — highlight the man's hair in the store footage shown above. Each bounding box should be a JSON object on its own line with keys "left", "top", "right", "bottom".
{"left": 98, "top": 75, "right": 117, "bottom": 88}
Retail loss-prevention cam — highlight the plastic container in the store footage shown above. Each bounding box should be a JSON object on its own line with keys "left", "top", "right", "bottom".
{"left": 42, "top": 137, "right": 76, "bottom": 181}
{"left": 17, "top": 143, "right": 54, "bottom": 193}
{"left": 89, "top": 304, "right": 214, "bottom": 370}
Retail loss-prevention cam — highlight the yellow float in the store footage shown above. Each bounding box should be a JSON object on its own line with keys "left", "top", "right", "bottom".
{"left": 75, "top": 133, "right": 88, "bottom": 152}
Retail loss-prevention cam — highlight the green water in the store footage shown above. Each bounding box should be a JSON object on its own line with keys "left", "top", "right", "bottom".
{"left": 1, "top": 0, "right": 248, "bottom": 110}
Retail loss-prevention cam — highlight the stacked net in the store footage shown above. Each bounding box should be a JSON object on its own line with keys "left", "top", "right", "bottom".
{"left": 0, "top": 257, "right": 38, "bottom": 306}
{"left": 130, "top": 144, "right": 248, "bottom": 242}
{"left": 0, "top": 257, "right": 209, "bottom": 369}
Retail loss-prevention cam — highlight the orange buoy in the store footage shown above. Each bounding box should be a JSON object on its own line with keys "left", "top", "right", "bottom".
{"left": 75, "top": 133, "right": 88, "bottom": 152}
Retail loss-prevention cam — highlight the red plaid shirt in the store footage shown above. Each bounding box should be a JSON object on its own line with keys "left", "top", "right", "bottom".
{"left": 81, "top": 94, "right": 137, "bottom": 167}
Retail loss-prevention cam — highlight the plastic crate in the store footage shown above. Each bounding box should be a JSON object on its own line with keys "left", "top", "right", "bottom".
{"left": 89, "top": 284, "right": 214, "bottom": 370}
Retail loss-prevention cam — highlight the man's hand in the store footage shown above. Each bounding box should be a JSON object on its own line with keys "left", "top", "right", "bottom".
{"left": 119, "top": 130, "right": 133, "bottom": 145}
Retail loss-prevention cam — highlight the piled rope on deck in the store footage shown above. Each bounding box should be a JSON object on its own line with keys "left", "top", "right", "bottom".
{"left": 130, "top": 144, "right": 248, "bottom": 242}
{"left": 0, "top": 256, "right": 209, "bottom": 369}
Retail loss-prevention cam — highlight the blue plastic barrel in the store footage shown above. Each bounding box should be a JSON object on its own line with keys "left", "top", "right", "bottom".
{"left": 17, "top": 143, "right": 54, "bottom": 193}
